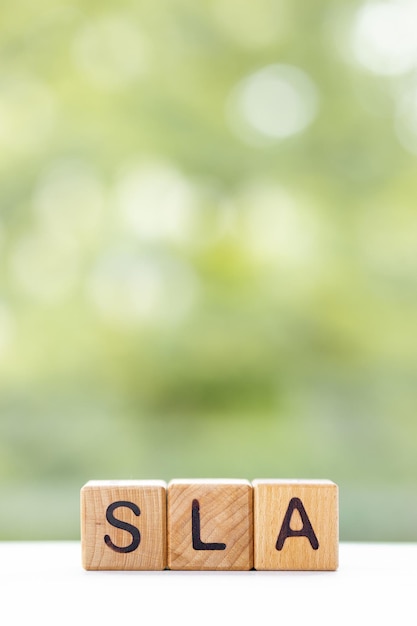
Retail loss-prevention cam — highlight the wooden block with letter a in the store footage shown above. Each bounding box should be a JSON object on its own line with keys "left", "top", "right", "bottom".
{"left": 167, "top": 479, "right": 253, "bottom": 570}
{"left": 253, "top": 479, "right": 338, "bottom": 571}
{"left": 81, "top": 480, "right": 167, "bottom": 570}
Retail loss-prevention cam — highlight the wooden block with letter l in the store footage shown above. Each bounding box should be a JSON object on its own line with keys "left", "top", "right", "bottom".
{"left": 81, "top": 480, "right": 167, "bottom": 570}
{"left": 253, "top": 479, "right": 338, "bottom": 571}
{"left": 167, "top": 479, "right": 253, "bottom": 570}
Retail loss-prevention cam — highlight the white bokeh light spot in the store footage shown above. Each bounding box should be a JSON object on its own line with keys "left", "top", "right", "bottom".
{"left": 0, "top": 75, "right": 56, "bottom": 157}
{"left": 352, "top": 1, "right": 417, "bottom": 76}
{"left": 240, "top": 182, "right": 318, "bottom": 266}
{"left": 115, "top": 161, "right": 196, "bottom": 244}
{"left": 33, "top": 159, "right": 105, "bottom": 240}
{"left": 88, "top": 250, "right": 199, "bottom": 328}
{"left": 72, "top": 14, "right": 148, "bottom": 89}
{"left": 228, "top": 64, "right": 319, "bottom": 145}
{"left": 10, "top": 232, "right": 79, "bottom": 303}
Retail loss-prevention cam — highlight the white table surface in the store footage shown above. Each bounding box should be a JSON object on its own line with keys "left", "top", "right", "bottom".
{"left": 1, "top": 542, "right": 416, "bottom": 625}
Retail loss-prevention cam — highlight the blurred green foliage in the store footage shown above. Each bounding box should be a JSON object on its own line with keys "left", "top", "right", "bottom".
{"left": 1, "top": 0, "right": 417, "bottom": 541}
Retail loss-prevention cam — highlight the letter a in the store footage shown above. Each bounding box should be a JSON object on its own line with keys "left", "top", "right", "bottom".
{"left": 276, "top": 497, "right": 319, "bottom": 551}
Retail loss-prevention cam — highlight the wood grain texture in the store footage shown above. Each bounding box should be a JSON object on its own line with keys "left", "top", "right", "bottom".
{"left": 81, "top": 480, "right": 167, "bottom": 570}
{"left": 253, "top": 479, "right": 338, "bottom": 571}
{"left": 167, "top": 479, "right": 253, "bottom": 570}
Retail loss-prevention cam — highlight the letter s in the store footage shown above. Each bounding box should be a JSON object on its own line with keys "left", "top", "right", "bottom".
{"left": 104, "top": 501, "right": 141, "bottom": 553}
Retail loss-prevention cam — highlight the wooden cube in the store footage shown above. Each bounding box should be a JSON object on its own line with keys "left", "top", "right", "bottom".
{"left": 81, "top": 480, "right": 167, "bottom": 570}
{"left": 167, "top": 479, "right": 253, "bottom": 570}
{"left": 253, "top": 479, "right": 338, "bottom": 571}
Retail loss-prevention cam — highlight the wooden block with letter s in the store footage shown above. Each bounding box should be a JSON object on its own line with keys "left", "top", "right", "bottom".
{"left": 167, "top": 479, "right": 253, "bottom": 570}
{"left": 253, "top": 479, "right": 339, "bottom": 571}
{"left": 81, "top": 480, "right": 167, "bottom": 570}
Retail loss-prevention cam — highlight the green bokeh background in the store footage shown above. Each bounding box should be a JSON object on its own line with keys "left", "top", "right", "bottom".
{"left": 1, "top": 0, "right": 417, "bottom": 541}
